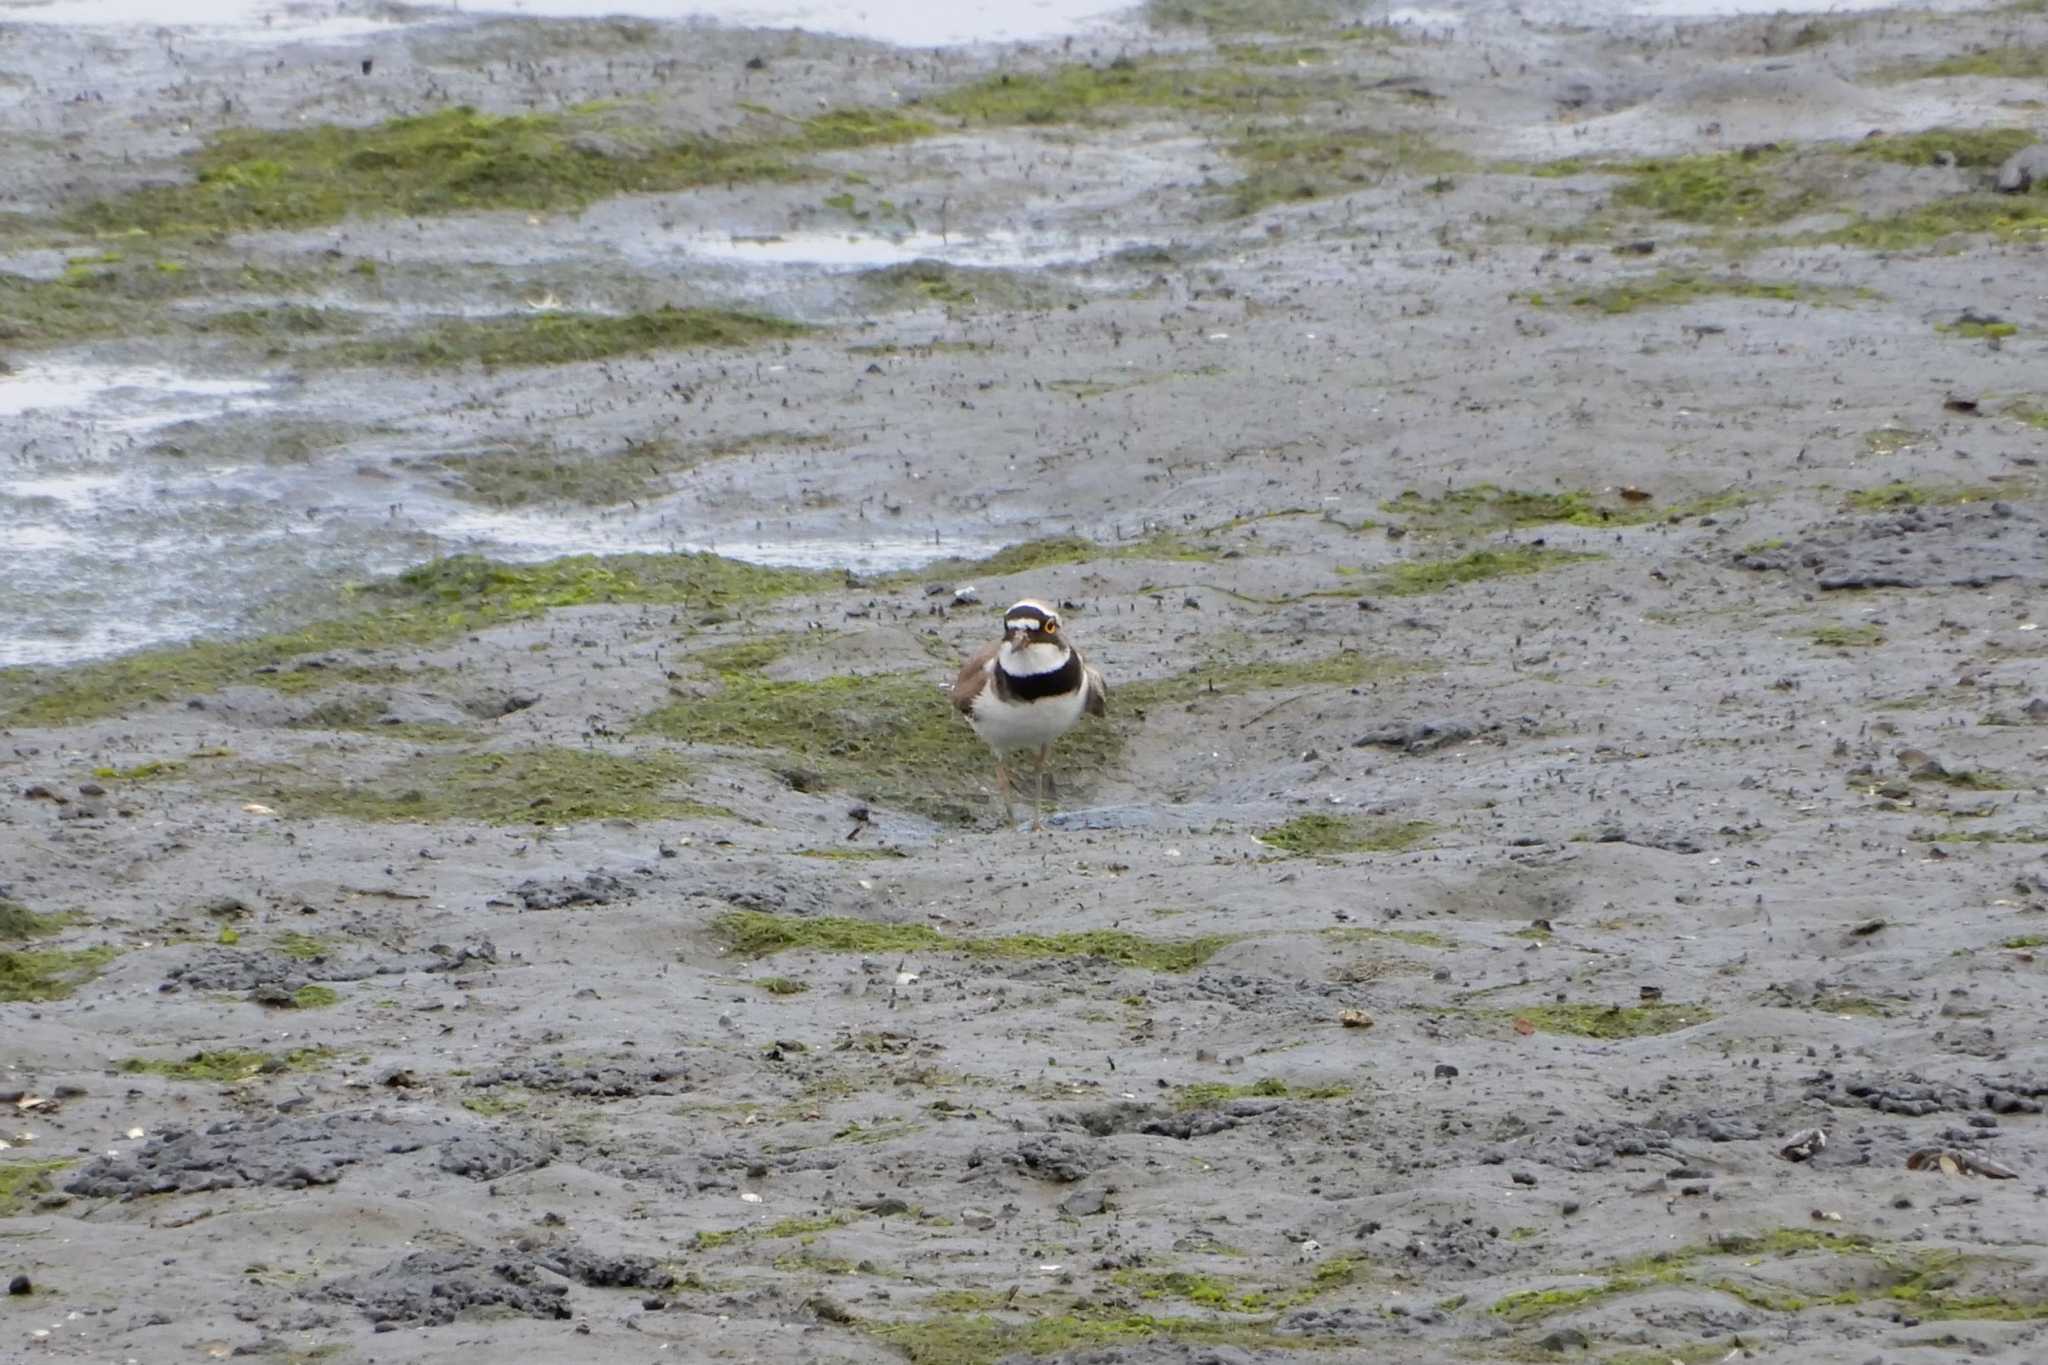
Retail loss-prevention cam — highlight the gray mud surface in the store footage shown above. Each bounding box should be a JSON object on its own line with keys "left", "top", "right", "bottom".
{"left": 4, "top": 2, "right": 2048, "bottom": 1363}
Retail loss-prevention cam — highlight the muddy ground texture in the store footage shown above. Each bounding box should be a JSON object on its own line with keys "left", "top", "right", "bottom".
{"left": 5, "top": 1, "right": 2048, "bottom": 1362}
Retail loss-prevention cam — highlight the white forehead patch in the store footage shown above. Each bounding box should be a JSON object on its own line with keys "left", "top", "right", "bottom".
{"left": 1007, "top": 615, "right": 1057, "bottom": 632}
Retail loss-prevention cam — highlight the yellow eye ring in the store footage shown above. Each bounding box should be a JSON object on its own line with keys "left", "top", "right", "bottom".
{"left": 1044, "top": 620, "right": 1059, "bottom": 634}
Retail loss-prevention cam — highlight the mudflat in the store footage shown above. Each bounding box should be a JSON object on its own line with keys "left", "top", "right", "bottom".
{"left": 2, "top": 2, "right": 2046, "bottom": 1362}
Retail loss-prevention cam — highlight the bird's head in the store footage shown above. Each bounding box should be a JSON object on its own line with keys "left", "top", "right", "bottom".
{"left": 1003, "top": 599, "right": 1064, "bottom": 649}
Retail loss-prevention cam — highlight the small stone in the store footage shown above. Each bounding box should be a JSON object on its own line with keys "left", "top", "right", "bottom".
{"left": 7, "top": 1274, "right": 29, "bottom": 1295}
{"left": 1510, "top": 1171, "right": 1537, "bottom": 1186}
{"left": 1058, "top": 1186, "right": 1108, "bottom": 1217}
{"left": 1433, "top": 1063, "right": 1458, "bottom": 1080}
{"left": 1995, "top": 141, "right": 2048, "bottom": 193}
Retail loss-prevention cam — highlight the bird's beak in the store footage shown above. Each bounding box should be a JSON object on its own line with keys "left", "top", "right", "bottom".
{"left": 1007, "top": 625, "right": 1031, "bottom": 645}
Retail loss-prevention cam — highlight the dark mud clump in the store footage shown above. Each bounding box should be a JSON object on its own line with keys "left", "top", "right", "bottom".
{"left": 512, "top": 871, "right": 635, "bottom": 910}
{"left": 63, "top": 1112, "right": 543, "bottom": 1198}
{"left": 317, "top": 1242, "right": 671, "bottom": 1327}
{"left": 434, "top": 1129, "right": 559, "bottom": 1180}
{"left": 1735, "top": 499, "right": 2046, "bottom": 590}
{"left": 164, "top": 939, "right": 499, "bottom": 990}
{"left": 470, "top": 1056, "right": 693, "bottom": 1099}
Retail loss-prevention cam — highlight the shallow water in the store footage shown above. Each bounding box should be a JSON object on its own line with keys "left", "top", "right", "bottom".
{"left": 0, "top": 0, "right": 1978, "bottom": 49}
{"left": 0, "top": 0, "right": 1137, "bottom": 46}
{"left": 0, "top": 357, "right": 1009, "bottom": 665}
{"left": 665, "top": 227, "right": 1152, "bottom": 272}
{"left": 0, "top": 360, "right": 272, "bottom": 428}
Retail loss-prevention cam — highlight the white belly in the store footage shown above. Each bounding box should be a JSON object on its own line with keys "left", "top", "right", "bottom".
{"left": 968, "top": 682, "right": 1088, "bottom": 756}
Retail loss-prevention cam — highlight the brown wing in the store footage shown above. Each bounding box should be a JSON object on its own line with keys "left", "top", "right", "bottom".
{"left": 951, "top": 641, "right": 998, "bottom": 714}
{"left": 1081, "top": 653, "right": 1108, "bottom": 717}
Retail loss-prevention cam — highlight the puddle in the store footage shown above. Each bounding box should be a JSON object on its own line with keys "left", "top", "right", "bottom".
{"left": 0, "top": 360, "right": 273, "bottom": 431}
{"left": 1386, "top": 0, "right": 1977, "bottom": 29}
{"left": 435, "top": 505, "right": 1006, "bottom": 574}
{"left": 0, "top": 0, "right": 1136, "bottom": 46}
{"left": 663, "top": 227, "right": 1151, "bottom": 273}
{"left": 0, "top": 0, "right": 406, "bottom": 41}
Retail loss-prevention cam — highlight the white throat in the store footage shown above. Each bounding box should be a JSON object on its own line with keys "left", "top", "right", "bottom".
{"left": 998, "top": 640, "right": 1071, "bottom": 677}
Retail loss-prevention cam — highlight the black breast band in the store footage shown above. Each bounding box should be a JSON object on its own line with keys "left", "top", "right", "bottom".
{"left": 995, "top": 651, "right": 1081, "bottom": 703}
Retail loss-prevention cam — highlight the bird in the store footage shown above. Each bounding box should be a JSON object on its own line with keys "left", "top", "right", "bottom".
{"left": 951, "top": 598, "right": 1108, "bottom": 829}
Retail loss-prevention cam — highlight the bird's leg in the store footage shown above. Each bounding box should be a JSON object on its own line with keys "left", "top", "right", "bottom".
{"left": 1032, "top": 746, "right": 1051, "bottom": 831}
{"left": 995, "top": 759, "right": 1014, "bottom": 828}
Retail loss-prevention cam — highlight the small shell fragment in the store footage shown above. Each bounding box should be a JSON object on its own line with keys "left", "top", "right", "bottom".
{"left": 1338, "top": 1009, "right": 1373, "bottom": 1029}
{"left": 241, "top": 803, "right": 275, "bottom": 815}
{"left": 740, "top": 1191, "right": 763, "bottom": 1203}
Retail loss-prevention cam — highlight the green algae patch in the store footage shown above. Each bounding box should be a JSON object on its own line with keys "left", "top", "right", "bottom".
{"left": 929, "top": 58, "right": 1319, "bottom": 126}
{"left": 1223, "top": 125, "right": 1469, "bottom": 216}
{"left": 430, "top": 436, "right": 678, "bottom": 508}
{"left": 287, "top": 985, "right": 341, "bottom": 1009}
{"left": 1173, "top": 1076, "right": 1351, "bottom": 1109}
{"left": 1491, "top": 1281, "right": 1619, "bottom": 1320}
{"left": 284, "top": 696, "right": 477, "bottom": 745}
{"left": 0, "top": 256, "right": 360, "bottom": 350}
{"left": 1492, "top": 1228, "right": 2048, "bottom": 1326}
{"left": 642, "top": 666, "right": 1119, "bottom": 825}
{"left": 0, "top": 550, "right": 826, "bottom": 728}
{"left": 275, "top": 932, "right": 329, "bottom": 960}
{"left": 713, "top": 910, "right": 1232, "bottom": 973}
{"left": 1608, "top": 147, "right": 1825, "bottom": 227}
{"left": 716, "top": 912, "right": 945, "bottom": 958}
{"left": 1850, "top": 126, "right": 2037, "bottom": 168}
{"left": 754, "top": 976, "right": 809, "bottom": 996}
{"left": 1810, "top": 625, "right": 1884, "bottom": 648}
{"left": 1863, "top": 427, "right": 1928, "bottom": 456}
{"left": 1382, "top": 484, "right": 1742, "bottom": 533}
{"left": 0, "top": 946, "right": 118, "bottom": 1002}
{"left": 1814, "top": 194, "right": 2048, "bottom": 250}
{"left": 1564, "top": 272, "right": 1832, "bottom": 313}
{"left": 1259, "top": 814, "right": 1436, "bottom": 855}
{"left": 0, "top": 1159, "right": 74, "bottom": 1217}
{"left": 431, "top": 429, "right": 833, "bottom": 508}
{"left": 1888, "top": 47, "right": 2048, "bottom": 81}
{"left": 68, "top": 102, "right": 928, "bottom": 236}
{"left": 119, "top": 1047, "right": 332, "bottom": 1082}
{"left": 694, "top": 1210, "right": 856, "bottom": 1251}
{"left": 977, "top": 930, "right": 1233, "bottom": 973}
{"left": 1324, "top": 924, "right": 1453, "bottom": 949}
{"left": 320, "top": 305, "right": 806, "bottom": 370}
{"left": 1125, "top": 651, "right": 1419, "bottom": 708}
{"left": 872, "top": 1311, "right": 1315, "bottom": 1365}
{"left": 788, "top": 108, "right": 934, "bottom": 149}
{"left": 261, "top": 747, "right": 711, "bottom": 825}
{"left": 857, "top": 260, "right": 1080, "bottom": 314}
{"left": 1847, "top": 481, "right": 2007, "bottom": 511}
{"left": 1495, "top": 1001, "right": 1709, "bottom": 1039}
{"left": 1145, "top": 0, "right": 1361, "bottom": 32}
{"left": 1937, "top": 316, "right": 2019, "bottom": 340}
{"left": 904, "top": 533, "right": 1222, "bottom": 583}
{"left": 0, "top": 900, "right": 69, "bottom": 940}
{"left": 1376, "top": 546, "right": 1600, "bottom": 596}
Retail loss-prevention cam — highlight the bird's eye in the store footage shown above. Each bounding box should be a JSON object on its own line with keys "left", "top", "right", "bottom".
{"left": 1044, "top": 620, "right": 1059, "bottom": 634}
